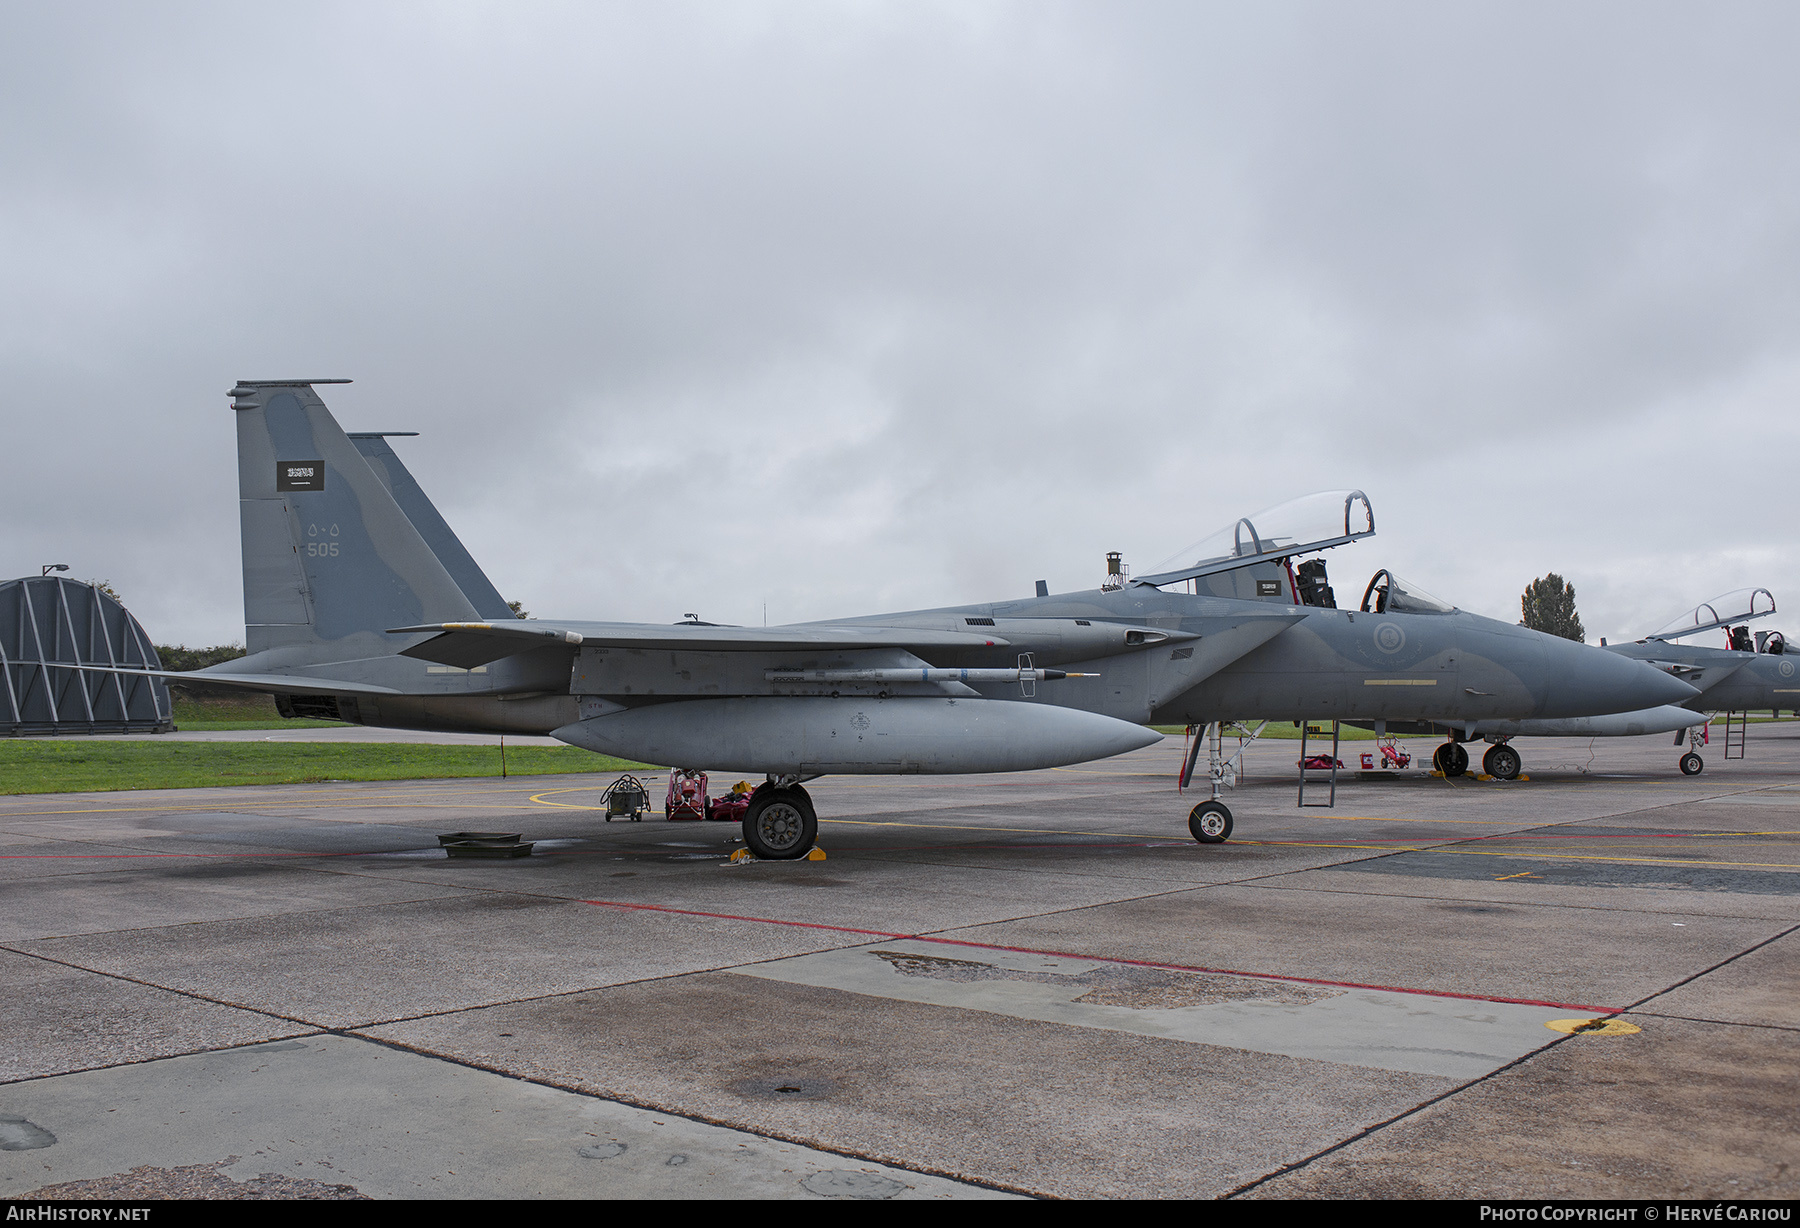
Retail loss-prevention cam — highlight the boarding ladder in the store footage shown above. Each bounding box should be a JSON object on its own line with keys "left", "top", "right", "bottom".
{"left": 1298, "top": 721, "right": 1341, "bottom": 808}
{"left": 1723, "top": 710, "right": 1748, "bottom": 760}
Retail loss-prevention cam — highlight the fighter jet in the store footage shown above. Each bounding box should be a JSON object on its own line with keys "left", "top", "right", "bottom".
{"left": 1600, "top": 589, "right": 1794, "bottom": 775}
{"left": 1345, "top": 589, "right": 1793, "bottom": 780}
{"left": 113, "top": 380, "right": 1696, "bottom": 857}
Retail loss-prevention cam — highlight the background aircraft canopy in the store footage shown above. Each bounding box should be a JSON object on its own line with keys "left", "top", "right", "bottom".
{"left": 1137, "top": 490, "right": 1375, "bottom": 589}
{"left": 1646, "top": 588, "right": 1776, "bottom": 641}
{"left": 1360, "top": 569, "right": 1456, "bottom": 615}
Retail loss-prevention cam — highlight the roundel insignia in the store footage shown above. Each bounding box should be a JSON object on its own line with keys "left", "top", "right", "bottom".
{"left": 1374, "top": 622, "right": 1405, "bottom": 653}
{"left": 850, "top": 712, "right": 871, "bottom": 731}
{"left": 1781, "top": 659, "right": 1795, "bottom": 678}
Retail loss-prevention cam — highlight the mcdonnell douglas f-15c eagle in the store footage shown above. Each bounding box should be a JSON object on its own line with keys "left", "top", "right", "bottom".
{"left": 1363, "top": 588, "right": 1794, "bottom": 780}
{"left": 128, "top": 380, "right": 1697, "bottom": 858}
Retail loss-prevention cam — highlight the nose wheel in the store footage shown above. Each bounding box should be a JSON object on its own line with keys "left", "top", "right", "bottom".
{"left": 1679, "top": 752, "right": 1704, "bottom": 776}
{"left": 1188, "top": 800, "right": 1233, "bottom": 844}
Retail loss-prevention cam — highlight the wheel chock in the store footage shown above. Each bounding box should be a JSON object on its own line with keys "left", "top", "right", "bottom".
{"left": 724, "top": 847, "right": 826, "bottom": 864}
{"left": 1545, "top": 1017, "right": 1641, "bottom": 1037}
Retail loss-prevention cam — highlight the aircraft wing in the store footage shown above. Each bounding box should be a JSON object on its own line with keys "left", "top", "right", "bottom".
{"left": 389, "top": 620, "right": 1014, "bottom": 670}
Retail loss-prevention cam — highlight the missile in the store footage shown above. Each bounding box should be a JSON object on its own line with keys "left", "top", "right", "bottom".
{"left": 552, "top": 696, "right": 1162, "bottom": 774}
{"left": 764, "top": 668, "right": 1096, "bottom": 684}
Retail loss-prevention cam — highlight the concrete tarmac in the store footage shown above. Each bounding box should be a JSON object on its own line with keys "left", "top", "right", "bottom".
{"left": 2, "top": 724, "right": 1796, "bottom": 1199}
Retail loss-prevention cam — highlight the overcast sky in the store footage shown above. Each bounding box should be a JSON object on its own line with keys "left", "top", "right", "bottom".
{"left": 5, "top": 2, "right": 1796, "bottom": 648}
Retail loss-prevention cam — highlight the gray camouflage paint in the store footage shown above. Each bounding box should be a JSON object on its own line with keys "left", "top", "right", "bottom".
{"left": 1606, "top": 637, "right": 1799, "bottom": 716}
{"left": 195, "top": 381, "right": 1697, "bottom": 774}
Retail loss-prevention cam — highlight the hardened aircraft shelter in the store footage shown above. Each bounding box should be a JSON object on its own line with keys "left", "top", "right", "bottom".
{"left": 0, "top": 574, "right": 171, "bottom": 735}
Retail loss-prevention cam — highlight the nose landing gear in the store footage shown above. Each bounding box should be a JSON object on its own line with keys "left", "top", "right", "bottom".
{"left": 1188, "top": 800, "right": 1233, "bottom": 843}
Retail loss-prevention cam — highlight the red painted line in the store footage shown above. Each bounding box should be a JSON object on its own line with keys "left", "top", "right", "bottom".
{"left": 579, "top": 898, "right": 1619, "bottom": 1013}
{"left": 0, "top": 851, "right": 342, "bottom": 859}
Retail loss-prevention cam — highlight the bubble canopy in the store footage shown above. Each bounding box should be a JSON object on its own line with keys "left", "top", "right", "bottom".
{"left": 1137, "top": 491, "right": 1375, "bottom": 589}
{"left": 1360, "top": 569, "right": 1456, "bottom": 615}
{"left": 1646, "top": 588, "right": 1776, "bottom": 641}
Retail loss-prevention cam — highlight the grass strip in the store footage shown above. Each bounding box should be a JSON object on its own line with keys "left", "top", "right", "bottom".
{"left": 0, "top": 741, "right": 652, "bottom": 795}
{"left": 172, "top": 719, "right": 349, "bottom": 731}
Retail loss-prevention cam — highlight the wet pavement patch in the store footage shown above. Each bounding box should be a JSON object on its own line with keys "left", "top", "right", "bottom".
{"left": 872, "top": 949, "right": 1337, "bottom": 1008}
{"left": 729, "top": 1076, "right": 839, "bottom": 1101}
{"left": 1335, "top": 850, "right": 1800, "bottom": 895}
{"left": 803, "top": 1169, "right": 909, "bottom": 1199}
{"left": 0, "top": 1117, "right": 56, "bottom": 1151}
{"left": 739, "top": 944, "right": 1563, "bottom": 1077}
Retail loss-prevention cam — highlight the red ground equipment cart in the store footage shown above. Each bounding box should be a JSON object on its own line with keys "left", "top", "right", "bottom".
{"left": 1359, "top": 737, "right": 1412, "bottom": 771}
{"left": 666, "top": 768, "right": 709, "bottom": 820}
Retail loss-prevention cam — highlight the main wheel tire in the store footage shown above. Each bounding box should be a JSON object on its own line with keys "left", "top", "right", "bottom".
{"left": 1483, "top": 743, "right": 1521, "bottom": 780}
{"left": 1680, "top": 752, "right": 1704, "bottom": 776}
{"left": 1435, "top": 743, "right": 1468, "bottom": 777}
{"left": 742, "top": 787, "right": 818, "bottom": 860}
{"left": 1188, "top": 800, "right": 1233, "bottom": 844}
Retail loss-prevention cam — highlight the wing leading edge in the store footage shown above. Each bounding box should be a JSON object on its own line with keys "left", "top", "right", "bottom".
{"left": 389, "top": 621, "right": 1013, "bottom": 670}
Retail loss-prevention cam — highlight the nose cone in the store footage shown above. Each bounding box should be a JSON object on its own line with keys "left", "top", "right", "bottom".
{"left": 1538, "top": 639, "right": 1699, "bottom": 718}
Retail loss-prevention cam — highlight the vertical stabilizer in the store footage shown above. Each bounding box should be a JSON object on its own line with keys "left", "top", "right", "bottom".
{"left": 228, "top": 380, "right": 480, "bottom": 655}
{"left": 348, "top": 433, "right": 515, "bottom": 620}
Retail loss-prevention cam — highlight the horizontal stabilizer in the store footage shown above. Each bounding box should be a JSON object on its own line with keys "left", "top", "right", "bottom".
{"left": 392, "top": 622, "right": 584, "bottom": 668}
{"left": 40, "top": 663, "right": 402, "bottom": 696}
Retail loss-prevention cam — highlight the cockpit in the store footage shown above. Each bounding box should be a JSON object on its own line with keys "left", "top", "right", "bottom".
{"left": 1644, "top": 588, "right": 1782, "bottom": 652}
{"left": 1358, "top": 569, "right": 1457, "bottom": 615}
{"left": 1132, "top": 491, "right": 1459, "bottom": 616}
{"left": 1134, "top": 491, "right": 1376, "bottom": 603}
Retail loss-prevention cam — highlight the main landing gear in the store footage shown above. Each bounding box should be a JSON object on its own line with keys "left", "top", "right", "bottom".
{"left": 1482, "top": 743, "right": 1522, "bottom": 781}
{"left": 1432, "top": 742, "right": 1469, "bottom": 777}
{"left": 1434, "top": 739, "right": 1523, "bottom": 780}
{"left": 740, "top": 781, "right": 818, "bottom": 860}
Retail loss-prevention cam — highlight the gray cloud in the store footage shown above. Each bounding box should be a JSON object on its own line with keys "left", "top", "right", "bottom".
{"left": 3, "top": 1, "right": 1795, "bottom": 648}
